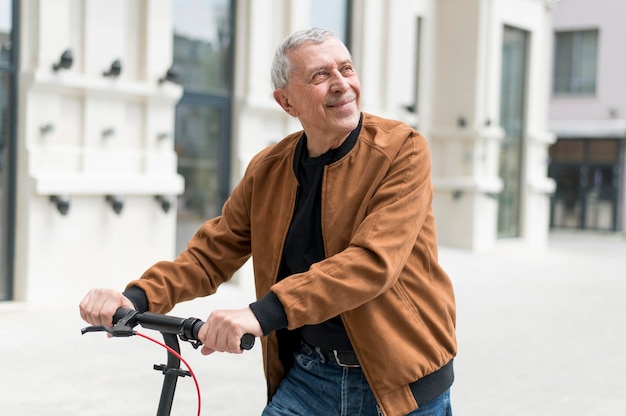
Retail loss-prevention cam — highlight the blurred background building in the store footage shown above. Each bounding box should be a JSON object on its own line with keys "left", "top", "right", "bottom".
{"left": 0, "top": 0, "right": 601, "bottom": 303}
{"left": 548, "top": 0, "right": 625, "bottom": 234}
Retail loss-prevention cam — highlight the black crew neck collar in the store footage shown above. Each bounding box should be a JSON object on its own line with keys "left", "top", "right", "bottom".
{"left": 293, "top": 113, "right": 363, "bottom": 174}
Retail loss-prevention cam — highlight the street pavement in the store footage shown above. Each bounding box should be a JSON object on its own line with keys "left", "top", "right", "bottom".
{"left": 1, "top": 231, "right": 625, "bottom": 415}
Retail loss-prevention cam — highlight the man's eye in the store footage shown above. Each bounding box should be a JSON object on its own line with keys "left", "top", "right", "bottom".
{"left": 311, "top": 71, "right": 328, "bottom": 82}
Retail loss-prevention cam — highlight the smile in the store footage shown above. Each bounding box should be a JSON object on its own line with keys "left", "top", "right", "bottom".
{"left": 326, "top": 95, "right": 356, "bottom": 108}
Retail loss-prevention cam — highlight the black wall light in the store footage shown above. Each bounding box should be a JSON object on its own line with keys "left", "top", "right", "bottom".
{"left": 103, "top": 59, "right": 122, "bottom": 77}
{"left": 52, "top": 49, "right": 73, "bottom": 71}
{"left": 155, "top": 195, "right": 172, "bottom": 213}
{"left": 105, "top": 195, "right": 124, "bottom": 215}
{"left": 50, "top": 195, "right": 71, "bottom": 215}
{"left": 101, "top": 127, "right": 115, "bottom": 139}
{"left": 158, "top": 66, "right": 179, "bottom": 84}
{"left": 40, "top": 123, "right": 55, "bottom": 135}
{"left": 452, "top": 190, "right": 464, "bottom": 200}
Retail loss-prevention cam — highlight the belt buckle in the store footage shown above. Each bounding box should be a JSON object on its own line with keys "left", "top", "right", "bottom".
{"left": 332, "top": 350, "right": 360, "bottom": 368}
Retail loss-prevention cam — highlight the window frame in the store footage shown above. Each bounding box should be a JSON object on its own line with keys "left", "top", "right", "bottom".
{"left": 171, "top": 0, "right": 236, "bottom": 252}
{"left": 0, "top": 0, "right": 18, "bottom": 300}
{"left": 553, "top": 29, "right": 599, "bottom": 96}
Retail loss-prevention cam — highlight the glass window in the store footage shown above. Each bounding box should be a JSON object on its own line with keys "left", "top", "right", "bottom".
{"left": 172, "top": 0, "right": 234, "bottom": 253}
{"left": 172, "top": 0, "right": 233, "bottom": 94}
{"left": 549, "top": 139, "right": 584, "bottom": 163}
{"left": 0, "top": 72, "right": 9, "bottom": 155}
{"left": 311, "top": 0, "right": 351, "bottom": 46}
{"left": 175, "top": 103, "right": 224, "bottom": 240}
{"left": 549, "top": 165, "right": 583, "bottom": 229}
{"left": 0, "top": 72, "right": 9, "bottom": 300}
{"left": 498, "top": 26, "right": 529, "bottom": 238}
{"left": 588, "top": 139, "right": 618, "bottom": 163}
{"left": 549, "top": 139, "right": 621, "bottom": 231}
{"left": 553, "top": 29, "right": 598, "bottom": 95}
{"left": 0, "top": 0, "right": 14, "bottom": 301}
{"left": 0, "top": 0, "right": 12, "bottom": 65}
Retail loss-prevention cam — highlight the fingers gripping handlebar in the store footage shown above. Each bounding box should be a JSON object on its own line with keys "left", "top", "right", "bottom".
{"left": 81, "top": 308, "right": 255, "bottom": 351}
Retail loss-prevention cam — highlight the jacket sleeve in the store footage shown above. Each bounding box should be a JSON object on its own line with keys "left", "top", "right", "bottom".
{"left": 124, "top": 172, "right": 255, "bottom": 314}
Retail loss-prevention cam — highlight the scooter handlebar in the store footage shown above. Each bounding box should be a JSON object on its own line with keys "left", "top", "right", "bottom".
{"left": 112, "top": 308, "right": 255, "bottom": 350}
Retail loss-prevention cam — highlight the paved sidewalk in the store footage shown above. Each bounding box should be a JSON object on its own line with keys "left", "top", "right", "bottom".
{"left": 1, "top": 231, "right": 625, "bottom": 415}
{"left": 447, "top": 231, "right": 626, "bottom": 416}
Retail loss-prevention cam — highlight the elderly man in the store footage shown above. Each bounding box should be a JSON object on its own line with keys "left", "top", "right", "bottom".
{"left": 80, "top": 28, "right": 457, "bottom": 416}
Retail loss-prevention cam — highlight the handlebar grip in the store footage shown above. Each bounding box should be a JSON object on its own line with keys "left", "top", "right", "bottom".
{"left": 240, "top": 333, "right": 255, "bottom": 350}
{"left": 186, "top": 318, "right": 205, "bottom": 340}
{"left": 113, "top": 308, "right": 136, "bottom": 324}
{"left": 188, "top": 320, "right": 255, "bottom": 350}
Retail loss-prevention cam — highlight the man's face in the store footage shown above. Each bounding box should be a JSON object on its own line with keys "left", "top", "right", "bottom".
{"left": 274, "top": 38, "right": 361, "bottom": 141}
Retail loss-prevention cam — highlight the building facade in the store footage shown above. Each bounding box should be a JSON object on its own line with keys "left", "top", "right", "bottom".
{"left": 0, "top": 0, "right": 557, "bottom": 302}
{"left": 549, "top": 0, "right": 625, "bottom": 233}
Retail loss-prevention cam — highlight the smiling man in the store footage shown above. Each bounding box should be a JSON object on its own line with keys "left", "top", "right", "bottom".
{"left": 80, "top": 28, "right": 457, "bottom": 416}
{"left": 272, "top": 34, "right": 361, "bottom": 157}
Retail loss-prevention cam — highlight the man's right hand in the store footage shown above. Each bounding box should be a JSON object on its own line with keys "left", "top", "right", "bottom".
{"left": 79, "top": 288, "right": 135, "bottom": 327}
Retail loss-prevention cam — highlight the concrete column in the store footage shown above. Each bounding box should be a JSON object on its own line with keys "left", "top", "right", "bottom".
{"left": 429, "top": 0, "right": 502, "bottom": 251}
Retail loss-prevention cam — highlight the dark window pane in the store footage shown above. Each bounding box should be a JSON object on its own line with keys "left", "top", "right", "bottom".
{"left": 0, "top": 0, "right": 12, "bottom": 65}
{"left": 0, "top": 64, "right": 11, "bottom": 300}
{"left": 498, "top": 26, "right": 528, "bottom": 238}
{"left": 175, "top": 104, "right": 223, "bottom": 221}
{"left": 549, "top": 139, "right": 584, "bottom": 163}
{"left": 577, "top": 30, "right": 598, "bottom": 94}
{"left": 584, "top": 166, "right": 615, "bottom": 230}
{"left": 174, "top": 101, "right": 228, "bottom": 254}
{"left": 553, "top": 32, "right": 573, "bottom": 94}
{"left": 172, "top": 0, "right": 235, "bottom": 254}
{"left": 553, "top": 30, "right": 598, "bottom": 95}
{"left": 0, "top": 72, "right": 9, "bottom": 150}
{"left": 311, "top": 0, "right": 350, "bottom": 44}
{"left": 550, "top": 166, "right": 582, "bottom": 228}
{"left": 172, "top": 0, "right": 233, "bottom": 94}
{"left": 588, "top": 139, "right": 618, "bottom": 163}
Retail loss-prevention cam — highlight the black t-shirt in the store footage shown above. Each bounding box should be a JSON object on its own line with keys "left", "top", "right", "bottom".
{"left": 278, "top": 141, "right": 352, "bottom": 350}
{"left": 249, "top": 116, "right": 363, "bottom": 350}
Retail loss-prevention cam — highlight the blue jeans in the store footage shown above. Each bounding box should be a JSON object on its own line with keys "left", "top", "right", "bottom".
{"left": 262, "top": 344, "right": 452, "bottom": 416}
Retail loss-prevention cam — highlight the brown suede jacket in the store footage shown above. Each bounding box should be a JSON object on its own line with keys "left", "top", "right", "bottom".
{"left": 127, "top": 112, "right": 457, "bottom": 415}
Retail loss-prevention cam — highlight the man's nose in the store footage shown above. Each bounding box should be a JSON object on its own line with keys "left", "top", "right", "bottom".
{"left": 330, "top": 70, "right": 350, "bottom": 92}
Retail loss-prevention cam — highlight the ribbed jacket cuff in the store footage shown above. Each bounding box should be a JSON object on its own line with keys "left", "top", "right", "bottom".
{"left": 122, "top": 285, "right": 149, "bottom": 313}
{"left": 249, "top": 291, "right": 288, "bottom": 336}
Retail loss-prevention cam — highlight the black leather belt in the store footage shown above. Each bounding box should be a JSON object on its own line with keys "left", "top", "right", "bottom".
{"left": 311, "top": 345, "right": 360, "bottom": 367}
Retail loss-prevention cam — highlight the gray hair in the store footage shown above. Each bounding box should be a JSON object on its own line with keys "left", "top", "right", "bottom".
{"left": 271, "top": 28, "right": 348, "bottom": 90}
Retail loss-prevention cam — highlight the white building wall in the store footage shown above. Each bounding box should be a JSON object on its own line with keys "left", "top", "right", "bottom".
{"left": 429, "top": 0, "right": 502, "bottom": 251}
{"left": 15, "top": 0, "right": 183, "bottom": 303}
{"left": 352, "top": 0, "right": 437, "bottom": 130}
{"left": 429, "top": 0, "right": 555, "bottom": 251}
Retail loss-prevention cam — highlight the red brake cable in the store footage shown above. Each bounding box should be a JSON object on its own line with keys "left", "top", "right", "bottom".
{"left": 135, "top": 331, "right": 202, "bottom": 416}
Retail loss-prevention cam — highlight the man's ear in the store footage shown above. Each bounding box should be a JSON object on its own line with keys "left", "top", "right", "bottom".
{"left": 273, "top": 89, "right": 298, "bottom": 117}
